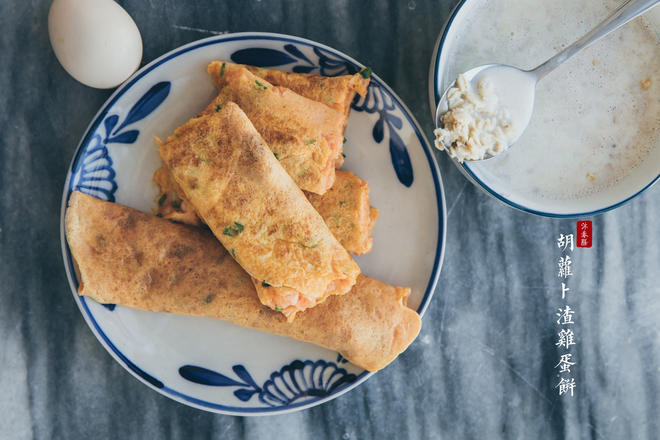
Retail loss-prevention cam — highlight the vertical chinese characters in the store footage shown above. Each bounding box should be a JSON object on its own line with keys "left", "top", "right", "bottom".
{"left": 555, "top": 233, "right": 577, "bottom": 397}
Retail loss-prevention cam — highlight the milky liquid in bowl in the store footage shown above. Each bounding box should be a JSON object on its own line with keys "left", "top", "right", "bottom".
{"left": 438, "top": 0, "right": 659, "bottom": 213}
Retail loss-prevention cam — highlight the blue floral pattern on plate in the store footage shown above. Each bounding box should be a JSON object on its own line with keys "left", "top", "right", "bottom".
{"left": 232, "top": 44, "right": 359, "bottom": 76}
{"left": 70, "top": 81, "right": 170, "bottom": 203}
{"left": 179, "top": 359, "right": 357, "bottom": 407}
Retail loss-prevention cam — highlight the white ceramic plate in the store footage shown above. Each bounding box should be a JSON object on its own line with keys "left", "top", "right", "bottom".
{"left": 429, "top": 0, "right": 659, "bottom": 217}
{"left": 60, "top": 33, "right": 446, "bottom": 415}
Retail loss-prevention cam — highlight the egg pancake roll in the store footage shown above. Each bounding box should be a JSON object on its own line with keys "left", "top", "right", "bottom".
{"left": 305, "top": 170, "right": 377, "bottom": 255}
{"left": 153, "top": 168, "right": 377, "bottom": 255}
{"left": 64, "top": 191, "right": 421, "bottom": 372}
{"left": 158, "top": 103, "right": 360, "bottom": 319}
{"left": 208, "top": 60, "right": 369, "bottom": 122}
{"left": 204, "top": 67, "right": 344, "bottom": 194}
{"left": 208, "top": 61, "right": 369, "bottom": 168}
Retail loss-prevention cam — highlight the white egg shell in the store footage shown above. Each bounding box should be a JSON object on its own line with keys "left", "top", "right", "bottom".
{"left": 48, "top": 0, "right": 143, "bottom": 89}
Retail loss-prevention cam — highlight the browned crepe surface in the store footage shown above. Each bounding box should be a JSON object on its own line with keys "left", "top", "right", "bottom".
{"left": 204, "top": 67, "right": 345, "bottom": 194}
{"left": 64, "top": 191, "right": 421, "bottom": 372}
{"left": 208, "top": 61, "right": 369, "bottom": 169}
{"left": 157, "top": 103, "right": 360, "bottom": 319}
{"left": 306, "top": 170, "right": 377, "bottom": 255}
{"left": 153, "top": 168, "right": 377, "bottom": 255}
{"left": 208, "top": 61, "right": 369, "bottom": 126}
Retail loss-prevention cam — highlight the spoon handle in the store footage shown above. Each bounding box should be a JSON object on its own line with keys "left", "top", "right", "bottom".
{"left": 531, "top": 0, "right": 659, "bottom": 80}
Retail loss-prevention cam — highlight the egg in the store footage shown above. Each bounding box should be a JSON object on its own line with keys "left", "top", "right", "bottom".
{"left": 48, "top": 0, "right": 143, "bottom": 89}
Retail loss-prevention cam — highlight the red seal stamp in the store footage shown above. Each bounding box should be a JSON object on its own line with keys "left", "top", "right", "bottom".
{"left": 576, "top": 221, "right": 592, "bottom": 248}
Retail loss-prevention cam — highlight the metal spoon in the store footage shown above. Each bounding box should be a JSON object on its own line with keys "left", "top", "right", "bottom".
{"left": 435, "top": 0, "right": 659, "bottom": 162}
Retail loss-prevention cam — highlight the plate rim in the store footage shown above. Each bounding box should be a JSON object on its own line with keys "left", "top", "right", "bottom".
{"left": 60, "top": 31, "right": 447, "bottom": 415}
{"left": 428, "top": 0, "right": 659, "bottom": 218}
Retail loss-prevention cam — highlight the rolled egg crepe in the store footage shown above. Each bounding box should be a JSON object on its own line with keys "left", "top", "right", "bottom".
{"left": 153, "top": 168, "right": 378, "bottom": 255}
{"left": 64, "top": 191, "right": 421, "bottom": 372}
{"left": 158, "top": 103, "right": 360, "bottom": 319}
{"left": 208, "top": 61, "right": 369, "bottom": 168}
{"left": 208, "top": 60, "right": 369, "bottom": 122}
{"left": 204, "top": 67, "right": 345, "bottom": 195}
{"left": 306, "top": 170, "right": 377, "bottom": 255}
